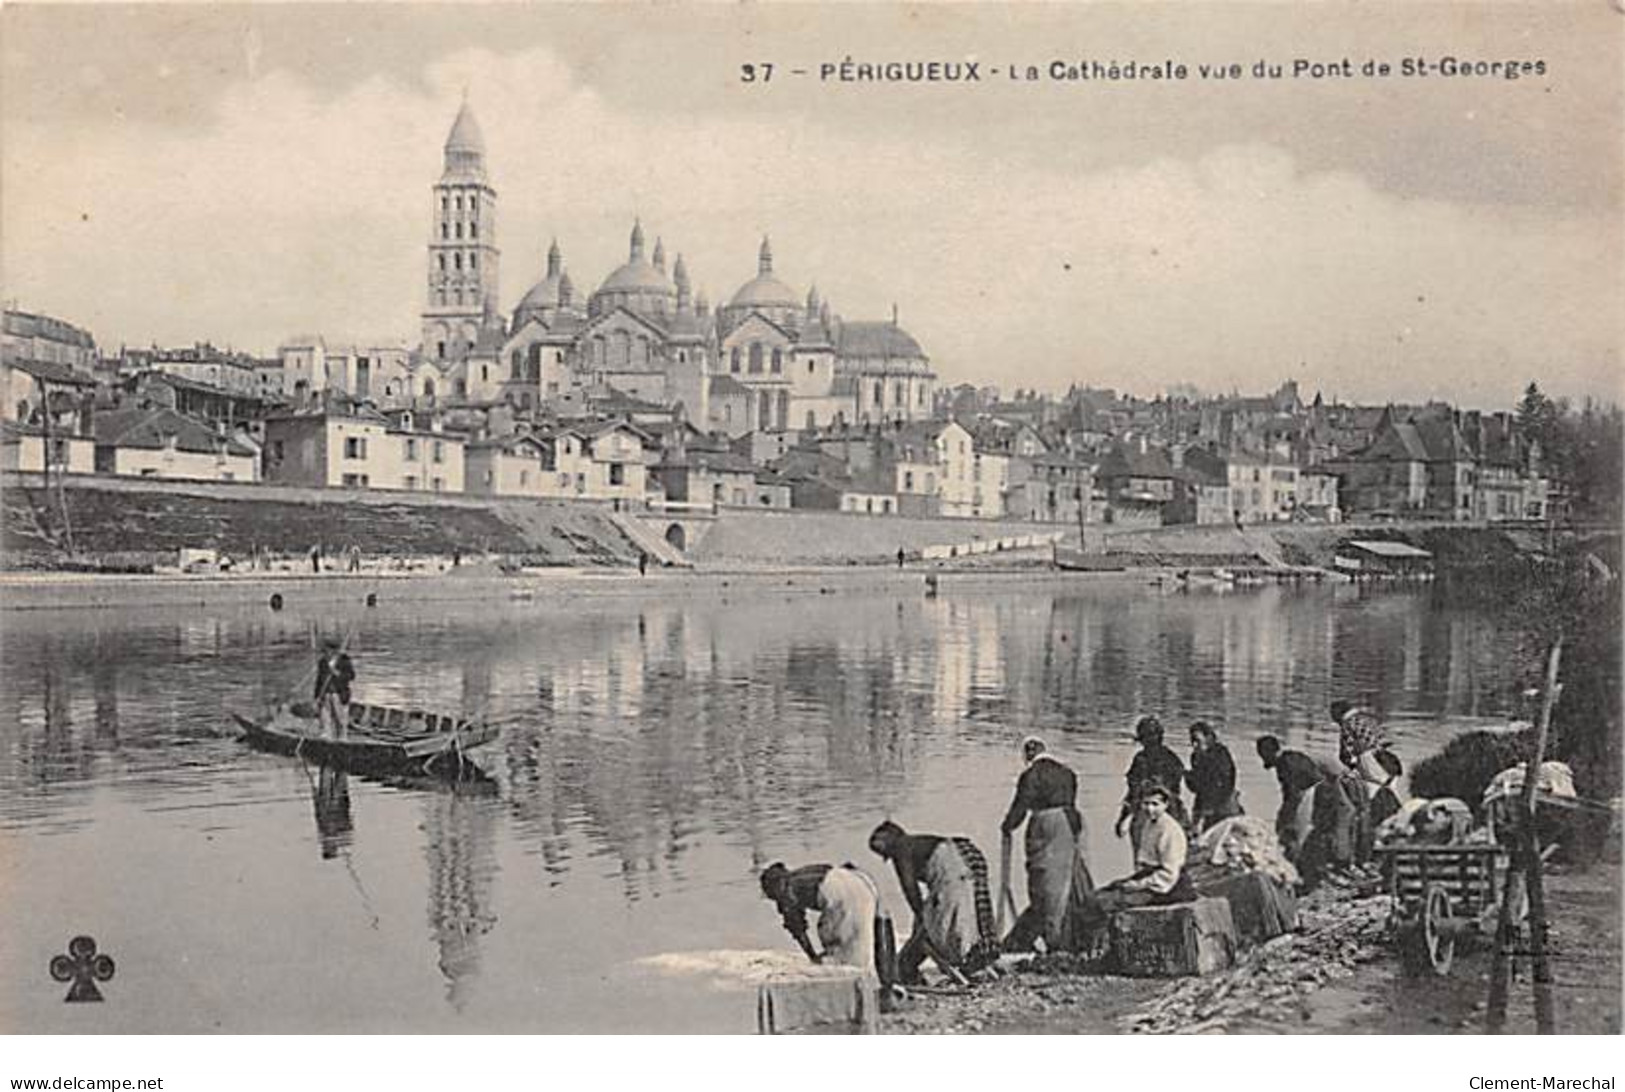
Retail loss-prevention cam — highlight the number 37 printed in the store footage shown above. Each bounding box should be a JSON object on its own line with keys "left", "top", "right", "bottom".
{"left": 740, "top": 63, "right": 774, "bottom": 83}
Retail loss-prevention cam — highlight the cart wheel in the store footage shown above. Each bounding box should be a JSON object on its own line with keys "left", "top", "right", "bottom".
{"left": 1419, "top": 882, "right": 1456, "bottom": 976}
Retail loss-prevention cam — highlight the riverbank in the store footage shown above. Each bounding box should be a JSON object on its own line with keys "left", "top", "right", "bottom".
{"left": 880, "top": 860, "right": 1621, "bottom": 1034}
{"left": 0, "top": 561, "right": 1169, "bottom": 611}
{"left": 9, "top": 474, "right": 1611, "bottom": 581}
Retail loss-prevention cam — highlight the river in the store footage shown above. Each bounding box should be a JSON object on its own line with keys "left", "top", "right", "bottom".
{"left": 0, "top": 578, "right": 1529, "bottom": 1032}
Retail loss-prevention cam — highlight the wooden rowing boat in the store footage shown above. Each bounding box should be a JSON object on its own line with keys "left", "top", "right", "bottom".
{"left": 231, "top": 701, "right": 500, "bottom": 777}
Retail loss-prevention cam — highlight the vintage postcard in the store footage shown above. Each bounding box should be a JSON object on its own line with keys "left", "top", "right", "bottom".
{"left": 0, "top": 0, "right": 1619, "bottom": 1052}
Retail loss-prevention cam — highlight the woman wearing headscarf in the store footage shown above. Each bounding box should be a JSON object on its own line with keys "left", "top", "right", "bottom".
{"left": 1115, "top": 716, "right": 1189, "bottom": 851}
{"left": 869, "top": 821, "right": 1000, "bottom": 983}
{"left": 1186, "top": 721, "right": 1243, "bottom": 832}
{"left": 999, "top": 736, "right": 1094, "bottom": 953}
{"left": 759, "top": 861, "right": 886, "bottom": 978}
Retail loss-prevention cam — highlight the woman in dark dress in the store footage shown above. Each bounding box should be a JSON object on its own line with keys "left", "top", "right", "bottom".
{"left": 1186, "top": 721, "right": 1243, "bottom": 832}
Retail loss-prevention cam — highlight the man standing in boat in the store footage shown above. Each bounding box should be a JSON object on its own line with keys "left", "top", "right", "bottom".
{"left": 315, "top": 636, "right": 355, "bottom": 739}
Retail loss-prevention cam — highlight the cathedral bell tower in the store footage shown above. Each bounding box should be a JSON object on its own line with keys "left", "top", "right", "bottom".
{"left": 421, "top": 100, "right": 500, "bottom": 362}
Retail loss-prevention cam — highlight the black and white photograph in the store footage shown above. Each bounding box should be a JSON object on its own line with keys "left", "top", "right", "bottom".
{"left": 0, "top": 0, "right": 1619, "bottom": 1068}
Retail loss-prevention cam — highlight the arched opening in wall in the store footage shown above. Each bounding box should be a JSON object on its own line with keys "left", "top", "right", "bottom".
{"left": 665, "top": 524, "right": 686, "bottom": 552}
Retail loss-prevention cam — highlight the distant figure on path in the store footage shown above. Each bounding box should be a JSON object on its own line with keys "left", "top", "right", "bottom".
{"left": 999, "top": 736, "right": 1093, "bottom": 953}
{"left": 347, "top": 544, "right": 361, "bottom": 573}
{"left": 869, "top": 821, "right": 1000, "bottom": 983}
{"left": 638, "top": 552, "right": 648, "bottom": 577}
{"left": 309, "top": 544, "right": 322, "bottom": 573}
{"left": 1187, "top": 721, "right": 1243, "bottom": 832}
{"left": 897, "top": 547, "right": 906, "bottom": 569}
{"left": 314, "top": 636, "right": 355, "bottom": 739}
{"left": 759, "top": 862, "right": 887, "bottom": 979}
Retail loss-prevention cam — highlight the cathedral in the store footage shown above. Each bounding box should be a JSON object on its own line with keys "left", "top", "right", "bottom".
{"left": 418, "top": 104, "right": 937, "bottom": 437}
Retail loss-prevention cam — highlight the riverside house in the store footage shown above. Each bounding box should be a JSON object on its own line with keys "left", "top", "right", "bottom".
{"left": 92, "top": 405, "right": 259, "bottom": 482}
{"left": 262, "top": 402, "right": 466, "bottom": 492}
{"left": 464, "top": 431, "right": 551, "bottom": 498}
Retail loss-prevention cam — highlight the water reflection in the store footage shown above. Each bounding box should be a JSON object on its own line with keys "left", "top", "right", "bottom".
{"left": 423, "top": 789, "right": 499, "bottom": 1011}
{"left": 312, "top": 768, "right": 353, "bottom": 860}
{"left": 0, "top": 582, "right": 1535, "bottom": 1030}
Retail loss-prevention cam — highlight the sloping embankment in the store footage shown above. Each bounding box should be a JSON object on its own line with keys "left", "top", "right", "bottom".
{"left": 1, "top": 475, "right": 638, "bottom": 570}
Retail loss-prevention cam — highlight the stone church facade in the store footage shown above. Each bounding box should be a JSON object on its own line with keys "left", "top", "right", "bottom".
{"left": 410, "top": 104, "right": 937, "bottom": 436}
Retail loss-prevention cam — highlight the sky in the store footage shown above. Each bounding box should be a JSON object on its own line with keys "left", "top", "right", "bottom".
{"left": 2, "top": 2, "right": 1621, "bottom": 408}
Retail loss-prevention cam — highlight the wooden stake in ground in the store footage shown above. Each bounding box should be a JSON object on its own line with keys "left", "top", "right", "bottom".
{"left": 1519, "top": 640, "right": 1562, "bottom": 1034}
{"left": 997, "top": 831, "right": 1015, "bottom": 936}
{"left": 1485, "top": 639, "right": 1562, "bottom": 1034}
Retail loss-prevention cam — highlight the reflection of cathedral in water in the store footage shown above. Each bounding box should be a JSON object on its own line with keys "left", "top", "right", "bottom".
{"left": 422, "top": 791, "right": 500, "bottom": 1011}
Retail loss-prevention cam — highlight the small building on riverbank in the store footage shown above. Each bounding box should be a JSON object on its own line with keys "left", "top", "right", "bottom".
{"left": 93, "top": 406, "right": 259, "bottom": 482}
{"left": 0, "top": 420, "right": 96, "bottom": 475}
{"left": 1334, "top": 538, "right": 1433, "bottom": 577}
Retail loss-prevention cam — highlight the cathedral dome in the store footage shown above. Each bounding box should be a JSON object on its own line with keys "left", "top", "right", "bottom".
{"left": 515, "top": 240, "right": 574, "bottom": 326}
{"left": 599, "top": 261, "right": 673, "bottom": 295}
{"left": 518, "top": 275, "right": 564, "bottom": 312}
{"left": 730, "top": 274, "right": 798, "bottom": 309}
{"left": 589, "top": 221, "right": 675, "bottom": 317}
{"left": 728, "top": 236, "right": 797, "bottom": 309}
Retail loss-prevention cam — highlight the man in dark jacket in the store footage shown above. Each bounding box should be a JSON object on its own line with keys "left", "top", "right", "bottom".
{"left": 315, "top": 636, "right": 355, "bottom": 739}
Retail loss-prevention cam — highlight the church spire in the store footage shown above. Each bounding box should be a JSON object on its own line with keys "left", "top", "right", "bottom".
{"left": 441, "top": 100, "right": 486, "bottom": 180}
{"left": 546, "top": 238, "right": 561, "bottom": 278}
{"left": 629, "top": 219, "right": 645, "bottom": 262}
{"left": 674, "top": 254, "right": 691, "bottom": 312}
{"left": 653, "top": 237, "right": 666, "bottom": 273}
{"left": 758, "top": 236, "right": 773, "bottom": 275}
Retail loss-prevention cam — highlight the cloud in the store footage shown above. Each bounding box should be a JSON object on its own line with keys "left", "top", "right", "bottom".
{"left": 3, "top": 45, "right": 1617, "bottom": 407}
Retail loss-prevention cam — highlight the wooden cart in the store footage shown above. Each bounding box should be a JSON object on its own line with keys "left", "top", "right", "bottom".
{"left": 1372, "top": 842, "right": 1509, "bottom": 976}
